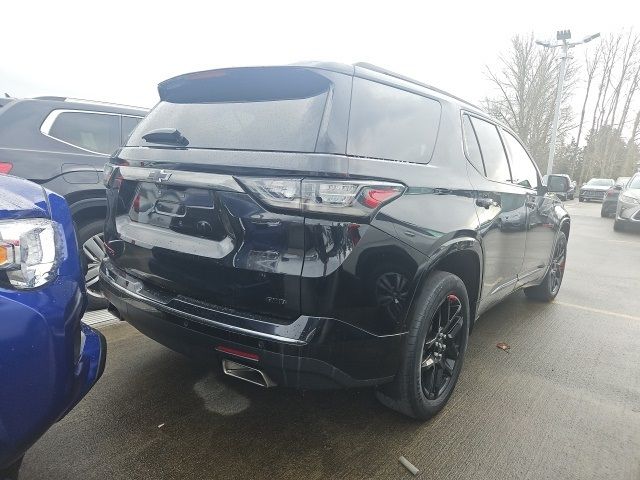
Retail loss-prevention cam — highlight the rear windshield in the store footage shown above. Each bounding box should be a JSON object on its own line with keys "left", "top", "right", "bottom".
{"left": 586, "top": 178, "right": 614, "bottom": 186}
{"left": 128, "top": 67, "right": 333, "bottom": 152}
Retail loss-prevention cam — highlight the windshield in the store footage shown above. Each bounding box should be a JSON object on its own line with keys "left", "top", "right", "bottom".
{"left": 586, "top": 178, "right": 614, "bottom": 186}
{"left": 629, "top": 176, "right": 640, "bottom": 189}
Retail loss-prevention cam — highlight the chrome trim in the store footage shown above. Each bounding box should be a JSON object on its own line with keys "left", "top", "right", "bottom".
{"left": 63, "top": 98, "right": 146, "bottom": 110}
{"left": 222, "top": 359, "right": 277, "bottom": 388}
{"left": 40, "top": 109, "right": 144, "bottom": 156}
{"left": 99, "top": 263, "right": 307, "bottom": 345}
{"left": 117, "top": 166, "right": 244, "bottom": 192}
{"left": 490, "top": 277, "right": 518, "bottom": 295}
{"left": 115, "top": 216, "right": 235, "bottom": 259}
{"left": 518, "top": 268, "right": 543, "bottom": 281}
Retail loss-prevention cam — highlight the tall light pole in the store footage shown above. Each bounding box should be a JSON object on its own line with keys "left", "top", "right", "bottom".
{"left": 537, "top": 30, "right": 600, "bottom": 176}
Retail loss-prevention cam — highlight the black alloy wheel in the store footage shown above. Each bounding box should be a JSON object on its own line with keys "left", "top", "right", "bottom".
{"left": 548, "top": 234, "right": 566, "bottom": 296}
{"left": 375, "top": 270, "right": 469, "bottom": 420}
{"left": 420, "top": 294, "right": 464, "bottom": 400}
{"left": 524, "top": 231, "right": 567, "bottom": 302}
{"left": 375, "top": 271, "right": 410, "bottom": 321}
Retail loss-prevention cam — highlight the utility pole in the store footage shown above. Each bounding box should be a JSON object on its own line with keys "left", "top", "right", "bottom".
{"left": 536, "top": 30, "right": 600, "bottom": 176}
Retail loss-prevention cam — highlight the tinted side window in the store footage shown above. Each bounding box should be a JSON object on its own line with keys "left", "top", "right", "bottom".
{"left": 121, "top": 116, "right": 142, "bottom": 144}
{"left": 470, "top": 117, "right": 511, "bottom": 183}
{"left": 462, "top": 115, "right": 484, "bottom": 174}
{"left": 348, "top": 78, "right": 441, "bottom": 163}
{"left": 48, "top": 112, "right": 120, "bottom": 154}
{"left": 547, "top": 175, "right": 568, "bottom": 192}
{"left": 502, "top": 130, "right": 538, "bottom": 188}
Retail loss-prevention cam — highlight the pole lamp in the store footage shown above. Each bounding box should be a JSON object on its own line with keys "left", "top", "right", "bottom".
{"left": 536, "top": 30, "right": 600, "bottom": 176}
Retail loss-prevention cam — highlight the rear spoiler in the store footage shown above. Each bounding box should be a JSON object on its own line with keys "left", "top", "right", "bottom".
{"left": 157, "top": 66, "right": 332, "bottom": 104}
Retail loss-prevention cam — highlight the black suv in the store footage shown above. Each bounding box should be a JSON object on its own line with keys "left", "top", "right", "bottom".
{"left": 0, "top": 96, "right": 147, "bottom": 308}
{"left": 100, "top": 63, "right": 570, "bottom": 419}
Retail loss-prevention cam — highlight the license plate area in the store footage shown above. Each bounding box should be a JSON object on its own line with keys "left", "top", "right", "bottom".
{"left": 129, "top": 183, "right": 227, "bottom": 241}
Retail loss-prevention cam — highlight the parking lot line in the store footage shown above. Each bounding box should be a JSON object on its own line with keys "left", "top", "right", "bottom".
{"left": 555, "top": 300, "right": 640, "bottom": 321}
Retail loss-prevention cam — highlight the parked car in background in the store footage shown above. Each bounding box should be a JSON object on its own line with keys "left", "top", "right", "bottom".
{"left": 100, "top": 63, "right": 570, "bottom": 420}
{"left": 614, "top": 173, "right": 640, "bottom": 231}
{"left": 0, "top": 174, "right": 106, "bottom": 479}
{"left": 579, "top": 178, "right": 615, "bottom": 202}
{"left": 0, "top": 96, "right": 148, "bottom": 309}
{"left": 544, "top": 174, "right": 575, "bottom": 200}
{"left": 601, "top": 176, "right": 631, "bottom": 217}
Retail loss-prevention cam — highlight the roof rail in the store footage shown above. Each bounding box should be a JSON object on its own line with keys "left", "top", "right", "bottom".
{"left": 34, "top": 96, "right": 67, "bottom": 101}
{"left": 354, "top": 62, "right": 481, "bottom": 110}
{"left": 34, "top": 96, "right": 146, "bottom": 111}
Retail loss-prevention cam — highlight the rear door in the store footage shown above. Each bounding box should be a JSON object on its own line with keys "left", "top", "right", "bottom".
{"left": 500, "top": 129, "right": 556, "bottom": 285}
{"left": 463, "top": 114, "right": 527, "bottom": 311}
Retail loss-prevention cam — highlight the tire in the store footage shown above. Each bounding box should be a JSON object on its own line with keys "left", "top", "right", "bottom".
{"left": 376, "top": 270, "right": 470, "bottom": 420}
{"left": 578, "top": 197, "right": 584, "bottom": 202}
{"left": 600, "top": 207, "right": 608, "bottom": 217}
{"left": 0, "top": 456, "right": 23, "bottom": 480}
{"left": 524, "top": 232, "right": 567, "bottom": 302}
{"left": 613, "top": 220, "right": 625, "bottom": 232}
{"left": 76, "top": 219, "right": 108, "bottom": 311}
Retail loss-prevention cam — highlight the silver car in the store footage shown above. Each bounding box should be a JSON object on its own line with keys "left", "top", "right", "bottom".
{"left": 614, "top": 173, "right": 640, "bottom": 231}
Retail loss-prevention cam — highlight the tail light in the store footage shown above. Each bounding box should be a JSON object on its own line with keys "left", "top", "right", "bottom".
{"left": 237, "top": 177, "right": 405, "bottom": 219}
{"left": 0, "top": 162, "right": 13, "bottom": 174}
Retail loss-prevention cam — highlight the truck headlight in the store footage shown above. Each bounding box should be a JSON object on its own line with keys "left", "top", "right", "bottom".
{"left": 0, "top": 219, "right": 66, "bottom": 289}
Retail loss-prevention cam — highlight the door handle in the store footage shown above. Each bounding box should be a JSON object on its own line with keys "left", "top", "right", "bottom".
{"left": 476, "top": 197, "right": 494, "bottom": 209}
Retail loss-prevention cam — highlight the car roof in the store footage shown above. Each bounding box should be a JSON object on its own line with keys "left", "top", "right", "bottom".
{"left": 292, "top": 61, "right": 484, "bottom": 112}
{"left": 167, "top": 61, "right": 485, "bottom": 115}
{"left": 25, "top": 96, "right": 148, "bottom": 116}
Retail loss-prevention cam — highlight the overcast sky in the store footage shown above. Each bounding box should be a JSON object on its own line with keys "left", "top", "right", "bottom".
{"left": 2, "top": 1, "right": 638, "bottom": 111}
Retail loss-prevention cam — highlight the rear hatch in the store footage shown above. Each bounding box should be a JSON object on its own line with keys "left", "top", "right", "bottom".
{"left": 105, "top": 66, "right": 353, "bottom": 320}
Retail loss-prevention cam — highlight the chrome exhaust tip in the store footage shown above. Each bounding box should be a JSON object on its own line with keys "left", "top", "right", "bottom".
{"left": 222, "top": 359, "right": 277, "bottom": 388}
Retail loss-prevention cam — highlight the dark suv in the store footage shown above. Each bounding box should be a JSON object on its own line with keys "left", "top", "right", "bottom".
{"left": 100, "top": 63, "right": 570, "bottom": 419}
{"left": 0, "top": 96, "right": 147, "bottom": 308}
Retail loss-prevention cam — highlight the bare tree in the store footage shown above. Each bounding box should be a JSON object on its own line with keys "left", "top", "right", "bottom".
{"left": 581, "top": 31, "right": 640, "bottom": 179}
{"left": 484, "top": 34, "right": 576, "bottom": 172}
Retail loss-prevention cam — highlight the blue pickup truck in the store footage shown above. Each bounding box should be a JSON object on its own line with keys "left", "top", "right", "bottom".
{"left": 0, "top": 174, "right": 106, "bottom": 478}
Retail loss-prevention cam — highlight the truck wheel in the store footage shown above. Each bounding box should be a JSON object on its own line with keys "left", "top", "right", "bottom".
{"left": 77, "top": 219, "right": 109, "bottom": 311}
{"left": 376, "top": 270, "right": 469, "bottom": 420}
{"left": 525, "top": 232, "right": 567, "bottom": 302}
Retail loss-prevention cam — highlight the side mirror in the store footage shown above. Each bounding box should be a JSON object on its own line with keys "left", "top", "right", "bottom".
{"left": 614, "top": 184, "right": 623, "bottom": 191}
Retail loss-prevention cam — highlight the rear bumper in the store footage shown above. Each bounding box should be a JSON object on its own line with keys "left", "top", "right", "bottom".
{"left": 579, "top": 190, "right": 606, "bottom": 201}
{"left": 100, "top": 260, "right": 402, "bottom": 389}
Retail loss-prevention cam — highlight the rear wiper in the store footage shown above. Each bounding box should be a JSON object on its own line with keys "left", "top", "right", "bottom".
{"left": 141, "top": 128, "right": 189, "bottom": 146}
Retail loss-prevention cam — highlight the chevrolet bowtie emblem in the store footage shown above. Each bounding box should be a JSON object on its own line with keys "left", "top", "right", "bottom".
{"left": 148, "top": 170, "right": 172, "bottom": 183}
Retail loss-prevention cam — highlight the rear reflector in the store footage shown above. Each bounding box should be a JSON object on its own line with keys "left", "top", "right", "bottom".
{"left": 0, "top": 163, "right": 13, "bottom": 174}
{"left": 215, "top": 345, "right": 260, "bottom": 362}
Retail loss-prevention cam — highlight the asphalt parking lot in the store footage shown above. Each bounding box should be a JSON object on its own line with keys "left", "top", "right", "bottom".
{"left": 22, "top": 201, "right": 640, "bottom": 480}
